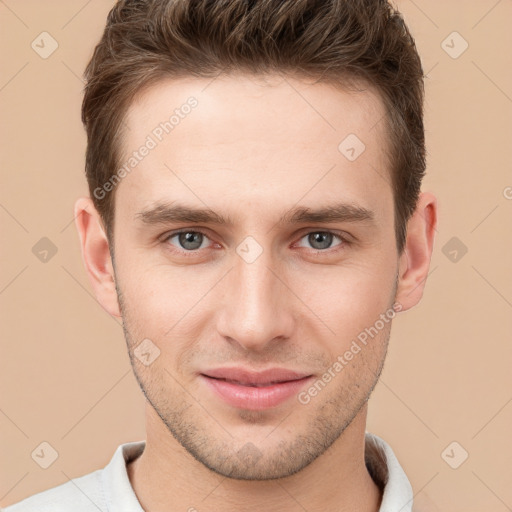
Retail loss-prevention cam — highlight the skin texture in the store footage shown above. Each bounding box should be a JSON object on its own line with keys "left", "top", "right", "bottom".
{"left": 75, "top": 73, "right": 437, "bottom": 512}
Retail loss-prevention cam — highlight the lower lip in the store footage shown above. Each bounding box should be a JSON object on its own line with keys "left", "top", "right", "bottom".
{"left": 200, "top": 374, "right": 313, "bottom": 410}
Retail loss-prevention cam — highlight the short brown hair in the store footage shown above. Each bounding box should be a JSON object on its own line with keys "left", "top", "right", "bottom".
{"left": 82, "top": 0, "right": 426, "bottom": 254}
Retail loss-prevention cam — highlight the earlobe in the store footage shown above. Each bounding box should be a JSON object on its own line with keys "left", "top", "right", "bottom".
{"left": 395, "top": 192, "right": 438, "bottom": 312}
{"left": 74, "top": 197, "right": 121, "bottom": 318}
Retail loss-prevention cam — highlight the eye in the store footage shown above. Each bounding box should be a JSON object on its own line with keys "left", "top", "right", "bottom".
{"left": 164, "top": 230, "right": 212, "bottom": 252}
{"left": 295, "top": 231, "right": 347, "bottom": 251}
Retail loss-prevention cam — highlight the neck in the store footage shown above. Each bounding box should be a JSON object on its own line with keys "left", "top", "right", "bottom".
{"left": 128, "top": 402, "right": 382, "bottom": 512}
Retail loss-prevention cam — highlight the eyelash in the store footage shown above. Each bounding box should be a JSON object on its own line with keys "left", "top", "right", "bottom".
{"left": 161, "top": 229, "right": 351, "bottom": 258}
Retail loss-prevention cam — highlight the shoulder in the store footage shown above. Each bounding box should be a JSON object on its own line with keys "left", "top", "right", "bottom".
{"left": 2, "top": 441, "right": 145, "bottom": 512}
{"left": 2, "top": 469, "right": 105, "bottom": 512}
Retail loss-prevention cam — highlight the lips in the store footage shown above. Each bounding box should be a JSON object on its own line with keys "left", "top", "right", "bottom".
{"left": 199, "top": 367, "right": 314, "bottom": 410}
{"left": 201, "top": 367, "right": 311, "bottom": 386}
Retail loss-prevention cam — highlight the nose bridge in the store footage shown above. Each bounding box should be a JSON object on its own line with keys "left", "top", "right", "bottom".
{"left": 237, "top": 250, "right": 275, "bottom": 317}
{"left": 217, "top": 243, "right": 294, "bottom": 351}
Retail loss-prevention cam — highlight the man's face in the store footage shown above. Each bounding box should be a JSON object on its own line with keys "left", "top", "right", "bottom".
{"left": 112, "top": 73, "right": 399, "bottom": 479}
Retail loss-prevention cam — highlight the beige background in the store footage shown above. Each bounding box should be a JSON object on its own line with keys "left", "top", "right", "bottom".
{"left": 1, "top": 1, "right": 511, "bottom": 510}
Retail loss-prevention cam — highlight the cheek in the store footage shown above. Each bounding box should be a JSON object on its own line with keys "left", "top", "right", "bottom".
{"left": 118, "top": 256, "right": 192, "bottom": 312}
{"left": 117, "top": 266, "right": 214, "bottom": 363}
{"left": 116, "top": 266, "right": 180, "bottom": 338}
{"left": 292, "top": 262, "right": 396, "bottom": 335}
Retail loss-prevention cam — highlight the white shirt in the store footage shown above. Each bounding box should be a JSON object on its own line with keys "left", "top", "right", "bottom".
{"left": 3, "top": 432, "right": 415, "bottom": 512}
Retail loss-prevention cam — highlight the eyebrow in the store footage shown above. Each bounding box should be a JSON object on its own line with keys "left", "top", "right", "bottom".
{"left": 134, "top": 201, "right": 376, "bottom": 228}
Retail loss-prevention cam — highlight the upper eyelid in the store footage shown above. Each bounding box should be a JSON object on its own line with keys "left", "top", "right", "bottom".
{"left": 161, "top": 228, "right": 212, "bottom": 242}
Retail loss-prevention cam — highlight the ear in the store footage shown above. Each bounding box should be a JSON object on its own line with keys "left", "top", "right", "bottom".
{"left": 74, "top": 197, "right": 121, "bottom": 318}
{"left": 395, "top": 191, "right": 438, "bottom": 312}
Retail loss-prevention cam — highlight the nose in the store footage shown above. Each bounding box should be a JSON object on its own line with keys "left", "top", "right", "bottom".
{"left": 216, "top": 247, "right": 295, "bottom": 352}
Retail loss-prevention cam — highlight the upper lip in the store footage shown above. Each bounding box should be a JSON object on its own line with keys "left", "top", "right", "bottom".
{"left": 201, "top": 367, "right": 312, "bottom": 386}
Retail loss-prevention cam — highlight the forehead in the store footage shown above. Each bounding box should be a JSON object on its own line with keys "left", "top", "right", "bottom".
{"left": 115, "top": 73, "right": 392, "bottom": 226}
